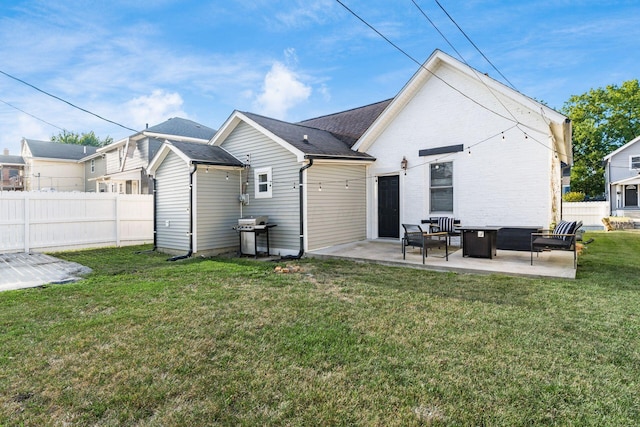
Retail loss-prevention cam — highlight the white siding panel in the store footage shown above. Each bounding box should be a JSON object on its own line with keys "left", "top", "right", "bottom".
{"left": 155, "top": 152, "right": 191, "bottom": 252}
{"left": 221, "top": 123, "right": 301, "bottom": 255}
{"left": 195, "top": 168, "right": 242, "bottom": 253}
{"left": 307, "top": 164, "right": 367, "bottom": 250}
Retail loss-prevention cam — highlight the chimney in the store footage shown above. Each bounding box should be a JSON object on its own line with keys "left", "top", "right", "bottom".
{"left": 3, "top": 148, "right": 8, "bottom": 155}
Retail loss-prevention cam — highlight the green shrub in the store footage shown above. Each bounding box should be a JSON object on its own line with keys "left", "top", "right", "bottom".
{"left": 563, "top": 191, "right": 585, "bottom": 202}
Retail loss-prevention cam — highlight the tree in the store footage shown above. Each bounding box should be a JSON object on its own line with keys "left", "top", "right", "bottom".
{"left": 561, "top": 79, "right": 640, "bottom": 197}
{"left": 51, "top": 130, "right": 113, "bottom": 147}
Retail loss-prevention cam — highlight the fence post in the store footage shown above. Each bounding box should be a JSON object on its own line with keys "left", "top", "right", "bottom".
{"left": 23, "top": 192, "right": 30, "bottom": 253}
{"left": 115, "top": 194, "right": 121, "bottom": 247}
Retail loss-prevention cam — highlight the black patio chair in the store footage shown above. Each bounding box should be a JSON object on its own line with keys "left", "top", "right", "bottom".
{"left": 530, "top": 220, "right": 582, "bottom": 268}
{"left": 402, "top": 223, "right": 448, "bottom": 262}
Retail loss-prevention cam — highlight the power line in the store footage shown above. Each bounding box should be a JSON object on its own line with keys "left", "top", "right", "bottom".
{"left": 335, "top": 0, "right": 561, "bottom": 157}
{"left": 433, "top": 0, "right": 516, "bottom": 90}
{"left": 0, "top": 97, "right": 66, "bottom": 132}
{"left": 0, "top": 69, "right": 139, "bottom": 133}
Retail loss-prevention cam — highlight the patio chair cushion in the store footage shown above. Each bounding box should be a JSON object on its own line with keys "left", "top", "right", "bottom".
{"left": 553, "top": 220, "right": 577, "bottom": 241}
{"left": 438, "top": 217, "right": 456, "bottom": 233}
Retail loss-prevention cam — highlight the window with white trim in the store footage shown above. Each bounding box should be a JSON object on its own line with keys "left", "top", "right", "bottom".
{"left": 430, "top": 162, "right": 453, "bottom": 212}
{"left": 90, "top": 159, "right": 95, "bottom": 173}
{"left": 630, "top": 155, "right": 640, "bottom": 170}
{"left": 254, "top": 167, "right": 272, "bottom": 199}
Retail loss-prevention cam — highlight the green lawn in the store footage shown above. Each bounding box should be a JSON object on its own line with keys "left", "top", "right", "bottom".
{"left": 1, "top": 231, "right": 639, "bottom": 426}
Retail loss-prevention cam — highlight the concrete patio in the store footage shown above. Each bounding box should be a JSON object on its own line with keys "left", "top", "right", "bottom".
{"left": 307, "top": 239, "right": 576, "bottom": 279}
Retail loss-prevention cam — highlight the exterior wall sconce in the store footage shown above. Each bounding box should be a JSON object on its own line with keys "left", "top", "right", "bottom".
{"left": 401, "top": 157, "right": 408, "bottom": 174}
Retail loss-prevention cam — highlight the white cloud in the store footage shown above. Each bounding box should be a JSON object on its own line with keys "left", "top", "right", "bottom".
{"left": 125, "top": 90, "right": 187, "bottom": 129}
{"left": 253, "top": 62, "right": 312, "bottom": 119}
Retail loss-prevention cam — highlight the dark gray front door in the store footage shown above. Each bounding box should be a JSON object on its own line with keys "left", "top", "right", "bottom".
{"left": 625, "top": 185, "right": 638, "bottom": 207}
{"left": 378, "top": 175, "right": 400, "bottom": 238}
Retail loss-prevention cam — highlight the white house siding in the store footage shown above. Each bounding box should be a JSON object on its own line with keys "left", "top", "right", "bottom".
{"left": 306, "top": 163, "right": 367, "bottom": 250}
{"left": 26, "top": 160, "right": 86, "bottom": 192}
{"left": 364, "top": 61, "right": 557, "bottom": 237}
{"left": 194, "top": 168, "right": 242, "bottom": 254}
{"left": 220, "top": 122, "right": 301, "bottom": 256}
{"left": 155, "top": 151, "right": 191, "bottom": 253}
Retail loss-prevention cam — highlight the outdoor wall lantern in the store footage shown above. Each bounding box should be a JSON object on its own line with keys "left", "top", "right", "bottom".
{"left": 401, "top": 156, "right": 408, "bottom": 173}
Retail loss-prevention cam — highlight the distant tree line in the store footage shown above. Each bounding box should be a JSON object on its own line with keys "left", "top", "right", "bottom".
{"left": 51, "top": 130, "right": 113, "bottom": 147}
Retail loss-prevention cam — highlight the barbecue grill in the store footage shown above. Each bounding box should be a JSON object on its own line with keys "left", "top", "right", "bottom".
{"left": 235, "top": 216, "right": 274, "bottom": 257}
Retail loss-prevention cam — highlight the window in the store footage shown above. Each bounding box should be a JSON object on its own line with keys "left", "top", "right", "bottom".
{"left": 90, "top": 159, "right": 95, "bottom": 173}
{"left": 630, "top": 155, "right": 640, "bottom": 170}
{"left": 254, "top": 167, "right": 272, "bottom": 199}
{"left": 430, "top": 162, "right": 453, "bottom": 212}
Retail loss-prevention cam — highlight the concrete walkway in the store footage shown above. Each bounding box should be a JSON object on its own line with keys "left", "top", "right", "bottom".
{"left": 0, "top": 252, "right": 92, "bottom": 292}
{"left": 307, "top": 239, "right": 576, "bottom": 279}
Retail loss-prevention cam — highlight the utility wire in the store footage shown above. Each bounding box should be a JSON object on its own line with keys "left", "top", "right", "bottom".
{"left": 0, "top": 97, "right": 67, "bottom": 132}
{"left": 433, "top": 0, "right": 516, "bottom": 90}
{"left": 334, "top": 0, "right": 516, "bottom": 124}
{"left": 0, "top": 69, "right": 139, "bottom": 133}
{"left": 335, "top": 0, "right": 561, "bottom": 157}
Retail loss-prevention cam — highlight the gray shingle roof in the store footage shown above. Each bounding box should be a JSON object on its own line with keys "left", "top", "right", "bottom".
{"left": 241, "top": 112, "right": 375, "bottom": 161}
{"left": 146, "top": 118, "right": 216, "bottom": 140}
{"left": 168, "top": 140, "right": 244, "bottom": 166}
{"left": 297, "top": 99, "right": 392, "bottom": 147}
{"left": 0, "top": 155, "right": 25, "bottom": 165}
{"left": 24, "top": 139, "right": 97, "bottom": 160}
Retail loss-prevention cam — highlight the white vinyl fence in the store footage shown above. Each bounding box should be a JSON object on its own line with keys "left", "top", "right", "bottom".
{"left": 562, "top": 201, "right": 609, "bottom": 229}
{"left": 0, "top": 192, "right": 153, "bottom": 253}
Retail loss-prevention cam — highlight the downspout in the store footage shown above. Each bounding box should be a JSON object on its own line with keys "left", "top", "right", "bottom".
{"left": 296, "top": 158, "right": 314, "bottom": 258}
{"left": 152, "top": 176, "right": 157, "bottom": 251}
{"left": 168, "top": 162, "right": 197, "bottom": 261}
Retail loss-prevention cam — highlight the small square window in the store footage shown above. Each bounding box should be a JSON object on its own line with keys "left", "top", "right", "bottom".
{"left": 254, "top": 167, "right": 272, "bottom": 199}
{"left": 630, "top": 155, "right": 640, "bottom": 170}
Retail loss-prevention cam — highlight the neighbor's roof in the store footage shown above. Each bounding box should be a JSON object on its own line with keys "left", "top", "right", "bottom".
{"left": 167, "top": 140, "right": 244, "bottom": 166}
{"left": 145, "top": 117, "right": 216, "bottom": 141}
{"left": 241, "top": 112, "right": 375, "bottom": 161}
{"left": 297, "top": 99, "right": 392, "bottom": 148}
{"left": 0, "top": 154, "right": 25, "bottom": 165}
{"left": 23, "top": 139, "right": 97, "bottom": 160}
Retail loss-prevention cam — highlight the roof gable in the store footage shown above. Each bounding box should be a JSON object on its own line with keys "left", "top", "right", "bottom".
{"left": 604, "top": 135, "right": 640, "bottom": 161}
{"left": 148, "top": 139, "right": 244, "bottom": 175}
{"left": 211, "top": 110, "right": 374, "bottom": 162}
{"left": 352, "top": 49, "right": 572, "bottom": 163}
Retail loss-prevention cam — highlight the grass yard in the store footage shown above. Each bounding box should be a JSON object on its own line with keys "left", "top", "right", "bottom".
{"left": 1, "top": 231, "right": 639, "bottom": 426}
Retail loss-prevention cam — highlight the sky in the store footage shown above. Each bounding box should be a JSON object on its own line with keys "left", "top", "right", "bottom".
{"left": 1, "top": 0, "right": 639, "bottom": 155}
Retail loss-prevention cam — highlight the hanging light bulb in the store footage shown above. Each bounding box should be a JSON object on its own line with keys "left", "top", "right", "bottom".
{"left": 205, "top": 166, "right": 209, "bottom": 173}
{"left": 225, "top": 171, "right": 229, "bottom": 180}
{"left": 524, "top": 133, "right": 528, "bottom": 140}
{"left": 293, "top": 182, "right": 296, "bottom": 189}
{"left": 502, "top": 132, "right": 505, "bottom": 140}
{"left": 318, "top": 182, "right": 322, "bottom": 192}
{"left": 345, "top": 180, "right": 349, "bottom": 189}
{"left": 467, "top": 147, "right": 472, "bottom": 156}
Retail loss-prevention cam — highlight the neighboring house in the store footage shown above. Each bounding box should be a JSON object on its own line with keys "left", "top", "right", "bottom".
{"left": 148, "top": 49, "right": 572, "bottom": 257}
{"left": 92, "top": 117, "right": 215, "bottom": 194}
{"left": 603, "top": 135, "right": 640, "bottom": 217}
{"left": 21, "top": 139, "right": 97, "bottom": 192}
{"left": 0, "top": 149, "right": 25, "bottom": 191}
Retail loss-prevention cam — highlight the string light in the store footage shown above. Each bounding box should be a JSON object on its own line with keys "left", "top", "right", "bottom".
{"left": 293, "top": 182, "right": 296, "bottom": 189}
{"left": 205, "top": 166, "right": 209, "bottom": 173}
{"left": 225, "top": 171, "right": 228, "bottom": 180}
{"left": 345, "top": 180, "right": 349, "bottom": 189}
{"left": 318, "top": 182, "right": 322, "bottom": 191}
{"left": 502, "top": 132, "right": 505, "bottom": 140}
